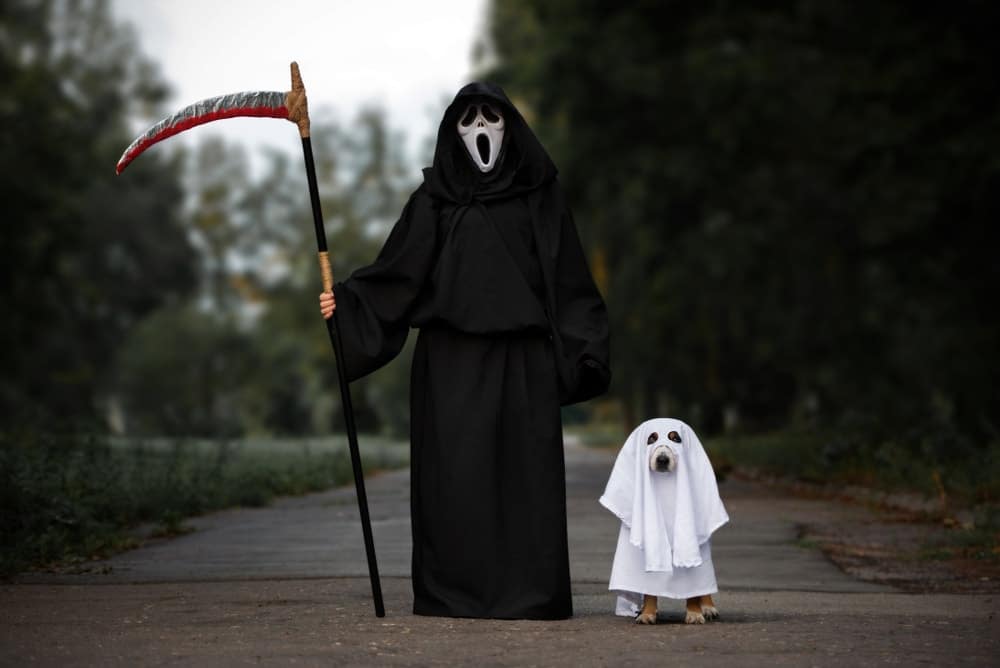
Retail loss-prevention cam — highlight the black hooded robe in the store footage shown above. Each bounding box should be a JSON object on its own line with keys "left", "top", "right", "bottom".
{"left": 333, "top": 83, "right": 610, "bottom": 619}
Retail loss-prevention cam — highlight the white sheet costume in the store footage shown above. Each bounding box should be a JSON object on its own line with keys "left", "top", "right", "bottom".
{"left": 599, "top": 418, "right": 729, "bottom": 617}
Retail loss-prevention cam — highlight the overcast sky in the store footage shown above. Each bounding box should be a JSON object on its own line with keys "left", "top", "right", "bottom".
{"left": 111, "top": 0, "right": 489, "bottom": 169}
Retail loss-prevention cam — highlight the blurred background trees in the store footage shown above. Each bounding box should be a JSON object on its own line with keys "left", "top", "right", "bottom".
{"left": 1, "top": 0, "right": 195, "bottom": 429}
{"left": 1, "top": 0, "right": 413, "bottom": 439}
{"left": 1, "top": 0, "right": 997, "bottom": 496}
{"left": 480, "top": 1, "right": 999, "bottom": 487}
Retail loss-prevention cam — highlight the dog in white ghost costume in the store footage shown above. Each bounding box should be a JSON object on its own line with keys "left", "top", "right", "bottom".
{"left": 599, "top": 418, "right": 729, "bottom": 624}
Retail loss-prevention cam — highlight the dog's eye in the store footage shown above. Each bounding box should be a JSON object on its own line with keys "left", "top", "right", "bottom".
{"left": 647, "top": 432, "right": 658, "bottom": 445}
{"left": 668, "top": 431, "right": 681, "bottom": 443}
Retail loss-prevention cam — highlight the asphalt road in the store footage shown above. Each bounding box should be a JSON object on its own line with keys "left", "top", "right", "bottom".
{"left": 2, "top": 442, "right": 997, "bottom": 666}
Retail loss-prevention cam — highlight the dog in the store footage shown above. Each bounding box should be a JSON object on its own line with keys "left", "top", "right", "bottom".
{"left": 599, "top": 419, "right": 729, "bottom": 625}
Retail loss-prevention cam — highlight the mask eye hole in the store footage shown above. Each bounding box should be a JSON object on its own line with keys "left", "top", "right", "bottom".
{"left": 647, "top": 432, "right": 658, "bottom": 445}
{"left": 459, "top": 105, "right": 477, "bottom": 127}
{"left": 482, "top": 104, "right": 501, "bottom": 123}
{"left": 667, "top": 431, "right": 681, "bottom": 443}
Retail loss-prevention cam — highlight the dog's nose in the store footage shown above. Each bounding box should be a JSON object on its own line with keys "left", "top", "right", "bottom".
{"left": 650, "top": 445, "right": 676, "bottom": 472}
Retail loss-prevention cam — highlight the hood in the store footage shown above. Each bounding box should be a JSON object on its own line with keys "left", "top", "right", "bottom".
{"left": 422, "top": 82, "right": 557, "bottom": 203}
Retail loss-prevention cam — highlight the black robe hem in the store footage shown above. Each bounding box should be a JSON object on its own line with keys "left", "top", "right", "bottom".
{"left": 412, "top": 599, "right": 573, "bottom": 621}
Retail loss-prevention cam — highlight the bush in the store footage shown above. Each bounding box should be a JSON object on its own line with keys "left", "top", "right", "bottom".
{"left": 0, "top": 430, "right": 407, "bottom": 577}
{"left": 706, "top": 426, "right": 1000, "bottom": 506}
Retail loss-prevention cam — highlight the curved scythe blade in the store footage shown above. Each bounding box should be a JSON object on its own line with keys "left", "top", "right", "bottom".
{"left": 116, "top": 91, "right": 288, "bottom": 174}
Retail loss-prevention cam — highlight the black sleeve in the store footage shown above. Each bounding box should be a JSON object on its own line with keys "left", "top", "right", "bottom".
{"left": 332, "top": 188, "right": 438, "bottom": 381}
{"left": 552, "top": 200, "right": 612, "bottom": 405}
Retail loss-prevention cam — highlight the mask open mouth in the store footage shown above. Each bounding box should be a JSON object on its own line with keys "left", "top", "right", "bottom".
{"left": 457, "top": 102, "right": 504, "bottom": 172}
{"left": 476, "top": 134, "right": 491, "bottom": 164}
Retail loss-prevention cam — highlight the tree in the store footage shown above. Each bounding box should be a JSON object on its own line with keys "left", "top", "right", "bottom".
{"left": 0, "top": 0, "right": 196, "bottom": 429}
{"left": 478, "top": 1, "right": 1000, "bottom": 453}
{"left": 112, "top": 108, "right": 416, "bottom": 438}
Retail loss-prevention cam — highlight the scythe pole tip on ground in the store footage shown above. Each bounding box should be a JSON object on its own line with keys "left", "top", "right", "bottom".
{"left": 113, "top": 62, "right": 386, "bottom": 617}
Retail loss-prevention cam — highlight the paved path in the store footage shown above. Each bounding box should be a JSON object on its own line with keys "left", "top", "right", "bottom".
{"left": 2, "top": 443, "right": 997, "bottom": 666}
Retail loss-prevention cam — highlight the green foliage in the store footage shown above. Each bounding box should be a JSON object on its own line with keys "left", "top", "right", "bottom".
{"left": 106, "top": 105, "right": 414, "bottom": 441}
{"left": 0, "top": 0, "right": 196, "bottom": 428}
{"left": 480, "top": 1, "right": 999, "bottom": 463}
{"left": 0, "top": 429, "right": 408, "bottom": 576}
{"left": 565, "top": 421, "right": 626, "bottom": 449}
{"left": 111, "top": 110, "right": 418, "bottom": 439}
{"left": 920, "top": 504, "right": 1000, "bottom": 561}
{"left": 1, "top": 3, "right": 418, "bottom": 439}
{"left": 114, "top": 303, "right": 257, "bottom": 437}
{"left": 707, "top": 428, "right": 1000, "bottom": 504}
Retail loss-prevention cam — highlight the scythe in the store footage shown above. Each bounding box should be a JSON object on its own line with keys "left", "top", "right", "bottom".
{"left": 117, "top": 63, "right": 385, "bottom": 617}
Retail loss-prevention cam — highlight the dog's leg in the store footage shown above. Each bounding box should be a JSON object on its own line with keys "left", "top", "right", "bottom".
{"left": 685, "top": 597, "right": 706, "bottom": 624}
{"left": 699, "top": 594, "right": 719, "bottom": 621}
{"left": 635, "top": 594, "right": 658, "bottom": 625}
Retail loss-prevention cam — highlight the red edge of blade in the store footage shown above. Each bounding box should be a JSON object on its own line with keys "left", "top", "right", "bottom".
{"left": 116, "top": 91, "right": 288, "bottom": 175}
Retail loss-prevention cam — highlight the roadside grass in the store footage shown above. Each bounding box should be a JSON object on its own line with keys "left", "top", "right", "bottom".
{"left": 918, "top": 506, "right": 1000, "bottom": 562}
{"left": 572, "top": 422, "right": 999, "bottom": 505}
{"left": 795, "top": 537, "right": 821, "bottom": 550}
{"left": 570, "top": 422, "right": 999, "bottom": 557}
{"left": 0, "top": 431, "right": 407, "bottom": 578}
{"left": 703, "top": 429, "right": 1000, "bottom": 506}
{"left": 705, "top": 429, "right": 1000, "bottom": 562}
{"left": 565, "top": 423, "right": 626, "bottom": 449}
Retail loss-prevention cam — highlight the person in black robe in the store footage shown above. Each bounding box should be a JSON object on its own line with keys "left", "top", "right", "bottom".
{"left": 318, "top": 82, "right": 610, "bottom": 619}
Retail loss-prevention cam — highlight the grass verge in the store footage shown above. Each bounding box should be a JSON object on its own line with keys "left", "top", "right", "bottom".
{"left": 0, "top": 431, "right": 407, "bottom": 577}
{"left": 706, "top": 428, "right": 1000, "bottom": 564}
{"left": 704, "top": 429, "right": 1000, "bottom": 506}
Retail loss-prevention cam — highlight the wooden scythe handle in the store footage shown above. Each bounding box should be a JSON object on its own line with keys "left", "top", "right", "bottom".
{"left": 318, "top": 251, "right": 334, "bottom": 293}
{"left": 287, "top": 62, "right": 332, "bottom": 288}
{"left": 286, "top": 61, "right": 384, "bottom": 617}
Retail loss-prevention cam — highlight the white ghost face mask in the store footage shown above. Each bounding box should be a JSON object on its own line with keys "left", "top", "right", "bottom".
{"left": 456, "top": 101, "right": 505, "bottom": 172}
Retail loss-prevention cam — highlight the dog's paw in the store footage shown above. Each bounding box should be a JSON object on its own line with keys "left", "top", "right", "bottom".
{"left": 701, "top": 605, "right": 719, "bottom": 621}
{"left": 635, "top": 611, "right": 657, "bottom": 625}
{"left": 684, "top": 610, "right": 706, "bottom": 625}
